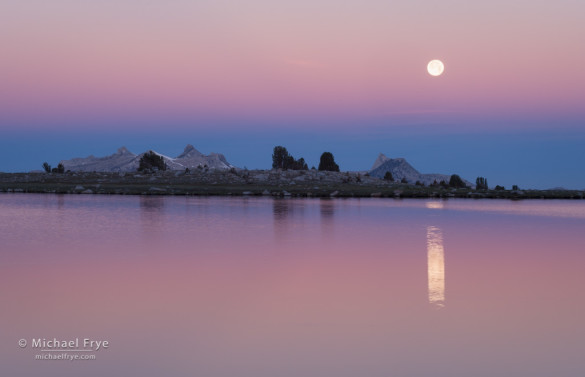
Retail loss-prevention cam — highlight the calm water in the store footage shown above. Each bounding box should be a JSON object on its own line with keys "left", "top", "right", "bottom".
{"left": 1, "top": 194, "right": 585, "bottom": 377}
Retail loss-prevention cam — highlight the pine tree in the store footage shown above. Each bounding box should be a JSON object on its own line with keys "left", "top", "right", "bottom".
{"left": 476, "top": 177, "right": 488, "bottom": 190}
{"left": 272, "top": 146, "right": 308, "bottom": 170}
{"left": 449, "top": 174, "right": 466, "bottom": 188}
{"left": 138, "top": 151, "right": 167, "bottom": 172}
{"left": 272, "top": 146, "right": 290, "bottom": 169}
{"left": 318, "top": 152, "right": 340, "bottom": 172}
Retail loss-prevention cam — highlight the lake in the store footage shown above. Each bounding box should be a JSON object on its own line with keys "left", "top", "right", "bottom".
{"left": 1, "top": 194, "right": 584, "bottom": 376}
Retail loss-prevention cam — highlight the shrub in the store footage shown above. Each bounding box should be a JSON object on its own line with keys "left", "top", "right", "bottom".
{"left": 494, "top": 185, "right": 505, "bottom": 191}
{"left": 512, "top": 185, "right": 519, "bottom": 190}
{"left": 383, "top": 171, "right": 394, "bottom": 181}
{"left": 401, "top": 177, "right": 408, "bottom": 184}
{"left": 49, "top": 163, "right": 64, "bottom": 174}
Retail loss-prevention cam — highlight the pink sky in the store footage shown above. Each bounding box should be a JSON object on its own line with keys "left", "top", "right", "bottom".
{"left": 1, "top": 0, "right": 583, "bottom": 130}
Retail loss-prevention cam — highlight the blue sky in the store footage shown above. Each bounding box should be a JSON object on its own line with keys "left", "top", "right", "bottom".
{"left": 2, "top": 126, "right": 584, "bottom": 189}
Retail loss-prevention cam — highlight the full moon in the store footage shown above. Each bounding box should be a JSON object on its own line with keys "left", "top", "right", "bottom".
{"left": 427, "top": 60, "right": 444, "bottom": 76}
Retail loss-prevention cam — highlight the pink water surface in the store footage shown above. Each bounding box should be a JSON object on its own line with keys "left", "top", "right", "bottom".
{"left": 1, "top": 195, "right": 584, "bottom": 376}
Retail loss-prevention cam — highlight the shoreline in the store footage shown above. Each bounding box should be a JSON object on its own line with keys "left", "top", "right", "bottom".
{"left": 1, "top": 171, "right": 583, "bottom": 200}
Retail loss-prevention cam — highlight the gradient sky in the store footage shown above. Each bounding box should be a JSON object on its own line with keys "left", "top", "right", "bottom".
{"left": 1, "top": 0, "right": 584, "bottom": 188}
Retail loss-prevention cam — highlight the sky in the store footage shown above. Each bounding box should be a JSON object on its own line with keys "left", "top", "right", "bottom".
{"left": 1, "top": 0, "right": 584, "bottom": 188}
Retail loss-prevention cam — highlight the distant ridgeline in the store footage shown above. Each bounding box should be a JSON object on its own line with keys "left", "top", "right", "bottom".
{"left": 60, "top": 145, "right": 233, "bottom": 172}
{"left": 59, "top": 146, "right": 468, "bottom": 186}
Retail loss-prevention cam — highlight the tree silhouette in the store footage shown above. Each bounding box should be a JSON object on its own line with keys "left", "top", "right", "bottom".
{"left": 272, "top": 146, "right": 290, "bottom": 169}
{"left": 294, "top": 157, "right": 308, "bottom": 170}
{"left": 318, "top": 152, "right": 340, "bottom": 172}
{"left": 272, "top": 146, "right": 307, "bottom": 170}
{"left": 138, "top": 151, "right": 167, "bottom": 172}
{"left": 476, "top": 177, "right": 488, "bottom": 190}
{"left": 449, "top": 174, "right": 466, "bottom": 188}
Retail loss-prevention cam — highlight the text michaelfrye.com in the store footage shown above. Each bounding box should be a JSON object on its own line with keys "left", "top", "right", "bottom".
{"left": 18, "top": 337, "right": 109, "bottom": 361}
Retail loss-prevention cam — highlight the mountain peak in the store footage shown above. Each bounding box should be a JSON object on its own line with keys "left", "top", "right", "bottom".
{"left": 368, "top": 155, "right": 470, "bottom": 186}
{"left": 368, "top": 156, "right": 421, "bottom": 181}
{"left": 371, "top": 153, "right": 391, "bottom": 170}
{"left": 117, "top": 146, "right": 131, "bottom": 155}
{"left": 177, "top": 144, "right": 202, "bottom": 158}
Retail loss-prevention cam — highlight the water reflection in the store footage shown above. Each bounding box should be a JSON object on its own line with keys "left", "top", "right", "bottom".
{"left": 140, "top": 196, "right": 166, "bottom": 238}
{"left": 427, "top": 226, "right": 445, "bottom": 308}
{"left": 140, "top": 196, "right": 165, "bottom": 212}
{"left": 272, "top": 199, "right": 292, "bottom": 222}
{"left": 272, "top": 199, "right": 305, "bottom": 240}
{"left": 56, "top": 194, "right": 65, "bottom": 210}
{"left": 3, "top": 195, "right": 585, "bottom": 376}
{"left": 319, "top": 199, "right": 335, "bottom": 236}
{"left": 425, "top": 201, "right": 444, "bottom": 210}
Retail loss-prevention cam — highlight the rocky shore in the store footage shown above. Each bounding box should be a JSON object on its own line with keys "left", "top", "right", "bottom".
{"left": 0, "top": 170, "right": 583, "bottom": 199}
